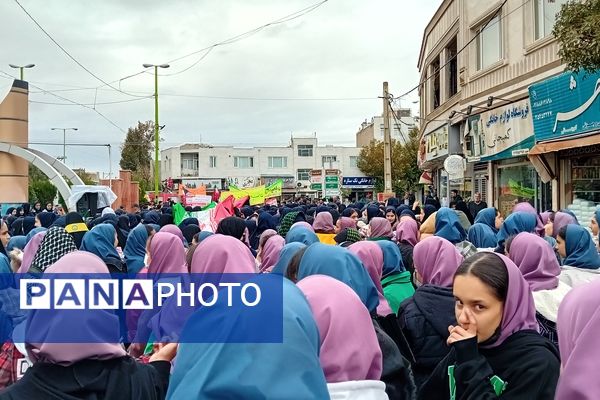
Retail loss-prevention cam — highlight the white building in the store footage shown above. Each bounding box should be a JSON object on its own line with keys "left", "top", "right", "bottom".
{"left": 356, "top": 108, "right": 416, "bottom": 147}
{"left": 161, "top": 134, "right": 373, "bottom": 199}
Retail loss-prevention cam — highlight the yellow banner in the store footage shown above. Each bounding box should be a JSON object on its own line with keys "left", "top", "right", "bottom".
{"left": 219, "top": 179, "right": 283, "bottom": 206}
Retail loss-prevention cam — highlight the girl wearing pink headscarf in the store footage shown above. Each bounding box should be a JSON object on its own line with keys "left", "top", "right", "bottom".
{"left": 258, "top": 235, "right": 285, "bottom": 273}
{"left": 368, "top": 217, "right": 394, "bottom": 241}
{"left": 3, "top": 251, "right": 175, "bottom": 400}
{"left": 395, "top": 218, "right": 419, "bottom": 275}
{"left": 297, "top": 275, "right": 387, "bottom": 399}
{"left": 420, "top": 252, "right": 559, "bottom": 399}
{"left": 312, "top": 212, "right": 337, "bottom": 245}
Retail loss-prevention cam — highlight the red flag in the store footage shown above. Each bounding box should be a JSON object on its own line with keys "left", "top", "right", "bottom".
{"left": 234, "top": 195, "right": 250, "bottom": 209}
{"left": 209, "top": 195, "right": 235, "bottom": 231}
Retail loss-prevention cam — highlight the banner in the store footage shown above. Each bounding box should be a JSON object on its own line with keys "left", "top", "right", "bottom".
{"left": 179, "top": 184, "right": 206, "bottom": 197}
{"left": 185, "top": 195, "right": 212, "bottom": 207}
{"left": 220, "top": 179, "right": 282, "bottom": 206}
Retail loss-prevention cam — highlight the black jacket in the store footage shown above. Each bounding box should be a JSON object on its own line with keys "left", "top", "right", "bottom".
{"left": 0, "top": 357, "right": 170, "bottom": 400}
{"left": 418, "top": 330, "right": 560, "bottom": 400}
{"left": 397, "top": 242, "right": 415, "bottom": 276}
{"left": 397, "top": 285, "right": 456, "bottom": 388}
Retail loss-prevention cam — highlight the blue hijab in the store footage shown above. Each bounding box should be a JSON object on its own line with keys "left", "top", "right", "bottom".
{"left": 0, "top": 254, "right": 13, "bottom": 289}
{"left": 25, "top": 227, "right": 47, "bottom": 245}
{"left": 496, "top": 211, "right": 537, "bottom": 246}
{"left": 197, "top": 231, "right": 214, "bottom": 243}
{"left": 257, "top": 212, "right": 279, "bottom": 234}
{"left": 297, "top": 243, "right": 379, "bottom": 313}
{"left": 564, "top": 224, "right": 600, "bottom": 269}
{"left": 434, "top": 207, "right": 467, "bottom": 244}
{"left": 377, "top": 240, "right": 406, "bottom": 278}
{"left": 271, "top": 242, "right": 306, "bottom": 276}
{"left": 6, "top": 236, "right": 26, "bottom": 253}
{"left": 474, "top": 207, "right": 497, "bottom": 232}
{"left": 123, "top": 224, "right": 148, "bottom": 274}
{"left": 167, "top": 277, "right": 328, "bottom": 399}
{"left": 468, "top": 223, "right": 498, "bottom": 249}
{"left": 285, "top": 227, "right": 319, "bottom": 246}
{"left": 81, "top": 224, "right": 120, "bottom": 262}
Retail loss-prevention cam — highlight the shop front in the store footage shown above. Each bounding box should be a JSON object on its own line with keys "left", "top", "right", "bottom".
{"left": 464, "top": 98, "right": 550, "bottom": 215}
{"left": 418, "top": 123, "right": 450, "bottom": 203}
{"left": 529, "top": 70, "right": 600, "bottom": 221}
{"left": 341, "top": 176, "right": 375, "bottom": 202}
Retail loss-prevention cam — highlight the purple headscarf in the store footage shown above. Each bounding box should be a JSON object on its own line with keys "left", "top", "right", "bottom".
{"left": 480, "top": 253, "right": 539, "bottom": 348}
{"left": 512, "top": 202, "right": 545, "bottom": 237}
{"left": 297, "top": 275, "right": 382, "bottom": 383}
{"left": 508, "top": 232, "right": 560, "bottom": 291}
{"left": 396, "top": 218, "right": 419, "bottom": 246}
{"left": 313, "top": 212, "right": 335, "bottom": 234}
{"left": 26, "top": 251, "right": 126, "bottom": 365}
{"left": 556, "top": 279, "right": 600, "bottom": 398}
{"left": 552, "top": 211, "right": 578, "bottom": 238}
{"left": 348, "top": 241, "right": 393, "bottom": 316}
{"left": 159, "top": 224, "right": 185, "bottom": 244}
{"left": 369, "top": 217, "right": 394, "bottom": 239}
{"left": 19, "top": 231, "right": 47, "bottom": 273}
{"left": 539, "top": 211, "right": 553, "bottom": 225}
{"left": 290, "top": 221, "right": 314, "bottom": 232}
{"left": 259, "top": 235, "right": 285, "bottom": 273}
{"left": 413, "top": 237, "right": 463, "bottom": 287}
{"left": 148, "top": 232, "right": 187, "bottom": 274}
{"left": 337, "top": 217, "right": 356, "bottom": 231}
{"left": 191, "top": 234, "right": 256, "bottom": 274}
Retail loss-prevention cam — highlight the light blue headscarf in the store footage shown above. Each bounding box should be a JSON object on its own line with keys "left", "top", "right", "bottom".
{"left": 297, "top": 243, "right": 379, "bottom": 313}
{"left": 197, "top": 231, "right": 214, "bottom": 243}
{"left": 376, "top": 240, "right": 405, "bottom": 278}
{"left": 474, "top": 207, "right": 497, "bottom": 232}
{"left": 271, "top": 242, "right": 306, "bottom": 276}
{"left": 25, "top": 227, "right": 46, "bottom": 245}
{"left": 434, "top": 207, "right": 467, "bottom": 244}
{"left": 123, "top": 224, "right": 148, "bottom": 274}
{"left": 496, "top": 211, "right": 537, "bottom": 247}
{"left": 468, "top": 223, "right": 498, "bottom": 248}
{"left": 166, "top": 277, "right": 328, "bottom": 399}
{"left": 80, "top": 224, "right": 120, "bottom": 262}
{"left": 564, "top": 224, "right": 600, "bottom": 269}
{"left": 0, "top": 254, "right": 13, "bottom": 289}
{"left": 285, "top": 227, "right": 319, "bottom": 246}
{"left": 6, "top": 236, "right": 26, "bottom": 253}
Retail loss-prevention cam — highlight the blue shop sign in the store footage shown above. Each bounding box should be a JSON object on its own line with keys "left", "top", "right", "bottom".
{"left": 529, "top": 70, "right": 600, "bottom": 142}
{"left": 342, "top": 177, "right": 375, "bottom": 188}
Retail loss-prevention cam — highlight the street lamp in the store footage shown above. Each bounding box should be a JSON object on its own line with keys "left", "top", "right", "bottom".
{"left": 51, "top": 127, "right": 78, "bottom": 162}
{"left": 8, "top": 64, "right": 35, "bottom": 80}
{"left": 142, "top": 63, "right": 170, "bottom": 199}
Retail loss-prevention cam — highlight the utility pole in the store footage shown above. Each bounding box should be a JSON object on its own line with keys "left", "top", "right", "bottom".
{"left": 383, "top": 82, "right": 393, "bottom": 193}
{"left": 50, "top": 127, "right": 78, "bottom": 163}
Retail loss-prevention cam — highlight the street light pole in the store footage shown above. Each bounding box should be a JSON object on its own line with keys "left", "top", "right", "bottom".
{"left": 143, "top": 63, "right": 169, "bottom": 200}
{"left": 50, "top": 127, "right": 78, "bottom": 162}
{"left": 8, "top": 64, "right": 35, "bottom": 80}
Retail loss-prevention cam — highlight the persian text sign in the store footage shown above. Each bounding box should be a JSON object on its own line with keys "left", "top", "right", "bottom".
{"left": 478, "top": 100, "right": 533, "bottom": 156}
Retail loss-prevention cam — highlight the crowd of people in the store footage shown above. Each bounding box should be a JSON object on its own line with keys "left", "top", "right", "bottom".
{"left": 0, "top": 194, "right": 599, "bottom": 399}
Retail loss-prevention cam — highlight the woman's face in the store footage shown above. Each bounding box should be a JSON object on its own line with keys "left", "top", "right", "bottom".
{"left": 114, "top": 232, "right": 119, "bottom": 248}
{"left": 34, "top": 216, "right": 41, "bottom": 228}
{"left": 0, "top": 222, "right": 10, "bottom": 248}
{"left": 386, "top": 211, "right": 396, "bottom": 225}
{"left": 453, "top": 274, "right": 504, "bottom": 343}
{"left": 10, "top": 209, "right": 16, "bottom": 217}
{"left": 46, "top": 203, "right": 53, "bottom": 211}
{"left": 335, "top": 219, "right": 342, "bottom": 234}
{"left": 35, "top": 203, "right": 41, "bottom": 209}
{"left": 590, "top": 216, "right": 599, "bottom": 236}
{"left": 556, "top": 235, "right": 567, "bottom": 259}
{"left": 495, "top": 213, "right": 504, "bottom": 230}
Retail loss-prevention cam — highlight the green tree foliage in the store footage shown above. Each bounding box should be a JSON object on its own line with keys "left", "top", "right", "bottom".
{"left": 28, "top": 165, "right": 57, "bottom": 205}
{"left": 554, "top": 0, "right": 600, "bottom": 72}
{"left": 357, "top": 127, "right": 421, "bottom": 194}
{"left": 120, "top": 121, "right": 155, "bottom": 200}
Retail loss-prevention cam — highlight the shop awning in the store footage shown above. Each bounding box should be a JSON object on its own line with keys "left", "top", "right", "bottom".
{"left": 528, "top": 133, "right": 599, "bottom": 155}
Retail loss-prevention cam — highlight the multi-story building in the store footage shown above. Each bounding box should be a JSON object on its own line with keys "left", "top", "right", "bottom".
{"left": 355, "top": 108, "right": 417, "bottom": 147}
{"left": 161, "top": 134, "right": 374, "bottom": 200}
{"left": 417, "top": 0, "right": 578, "bottom": 215}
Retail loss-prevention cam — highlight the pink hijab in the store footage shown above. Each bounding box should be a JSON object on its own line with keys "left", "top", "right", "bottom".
{"left": 148, "top": 232, "right": 187, "bottom": 274}
{"left": 552, "top": 211, "right": 578, "bottom": 238}
{"left": 26, "top": 251, "right": 126, "bottom": 365}
{"left": 290, "top": 221, "right": 314, "bottom": 232}
{"left": 369, "top": 217, "right": 394, "bottom": 239}
{"left": 259, "top": 235, "right": 285, "bottom": 273}
{"left": 297, "top": 275, "right": 382, "bottom": 382}
{"left": 348, "top": 241, "right": 393, "bottom": 316}
{"left": 413, "top": 236, "right": 463, "bottom": 287}
{"left": 159, "top": 224, "right": 185, "bottom": 244}
{"left": 508, "top": 232, "right": 560, "bottom": 291}
{"left": 19, "top": 231, "right": 47, "bottom": 273}
{"left": 337, "top": 217, "right": 356, "bottom": 231}
{"left": 191, "top": 234, "right": 256, "bottom": 274}
{"left": 313, "top": 212, "right": 335, "bottom": 233}
{"left": 556, "top": 279, "right": 600, "bottom": 398}
{"left": 396, "top": 218, "right": 419, "bottom": 246}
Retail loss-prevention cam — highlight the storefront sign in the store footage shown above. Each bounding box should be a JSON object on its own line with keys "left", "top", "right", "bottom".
{"left": 262, "top": 176, "right": 295, "bottom": 189}
{"left": 324, "top": 170, "right": 340, "bottom": 197}
{"left": 444, "top": 155, "right": 465, "bottom": 180}
{"left": 310, "top": 170, "right": 323, "bottom": 185}
{"left": 342, "top": 177, "right": 375, "bottom": 188}
{"left": 425, "top": 125, "right": 449, "bottom": 161}
{"left": 182, "top": 179, "right": 222, "bottom": 190}
{"left": 529, "top": 70, "right": 600, "bottom": 141}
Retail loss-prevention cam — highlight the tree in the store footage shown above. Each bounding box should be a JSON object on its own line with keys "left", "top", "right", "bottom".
{"left": 554, "top": 0, "right": 600, "bottom": 72}
{"left": 357, "top": 127, "right": 421, "bottom": 195}
{"left": 120, "top": 121, "right": 155, "bottom": 200}
{"left": 28, "top": 165, "right": 57, "bottom": 205}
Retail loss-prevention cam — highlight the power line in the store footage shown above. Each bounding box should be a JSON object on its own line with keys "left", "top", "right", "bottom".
{"left": 29, "top": 96, "right": 152, "bottom": 106}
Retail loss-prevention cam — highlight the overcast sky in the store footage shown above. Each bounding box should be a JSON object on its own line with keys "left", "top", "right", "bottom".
{"left": 0, "top": 0, "right": 440, "bottom": 177}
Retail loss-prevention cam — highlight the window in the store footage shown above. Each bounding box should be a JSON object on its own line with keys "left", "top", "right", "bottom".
{"left": 234, "top": 156, "right": 254, "bottom": 168}
{"left": 268, "top": 156, "right": 288, "bottom": 168}
{"left": 477, "top": 15, "right": 502, "bottom": 70}
{"left": 431, "top": 57, "right": 441, "bottom": 109}
{"left": 535, "top": 0, "right": 567, "bottom": 40}
{"left": 297, "top": 169, "right": 311, "bottom": 181}
{"left": 209, "top": 155, "right": 217, "bottom": 168}
{"left": 297, "top": 144, "right": 313, "bottom": 157}
{"left": 322, "top": 155, "right": 337, "bottom": 167}
{"left": 447, "top": 37, "right": 458, "bottom": 97}
{"left": 181, "top": 153, "right": 199, "bottom": 170}
{"left": 349, "top": 156, "right": 358, "bottom": 168}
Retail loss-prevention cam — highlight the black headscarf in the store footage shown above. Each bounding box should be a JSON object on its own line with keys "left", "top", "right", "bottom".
{"left": 216, "top": 217, "right": 247, "bottom": 240}
{"left": 366, "top": 205, "right": 381, "bottom": 222}
{"left": 22, "top": 216, "right": 36, "bottom": 236}
{"left": 240, "top": 206, "right": 254, "bottom": 219}
{"left": 143, "top": 211, "right": 161, "bottom": 225}
{"left": 330, "top": 209, "right": 340, "bottom": 225}
{"left": 182, "top": 225, "right": 201, "bottom": 244}
{"left": 51, "top": 216, "right": 66, "bottom": 228}
{"left": 36, "top": 212, "right": 57, "bottom": 229}
{"left": 10, "top": 217, "right": 24, "bottom": 236}
{"left": 257, "top": 212, "right": 278, "bottom": 235}
{"left": 341, "top": 208, "right": 356, "bottom": 217}
{"left": 65, "top": 212, "right": 88, "bottom": 249}
{"left": 158, "top": 213, "right": 173, "bottom": 228}
{"left": 128, "top": 214, "right": 139, "bottom": 230}
{"left": 116, "top": 215, "right": 131, "bottom": 249}
{"left": 245, "top": 219, "right": 259, "bottom": 250}
{"left": 179, "top": 218, "right": 199, "bottom": 229}
{"left": 455, "top": 201, "right": 474, "bottom": 225}
{"left": 386, "top": 197, "right": 400, "bottom": 208}
{"left": 422, "top": 204, "right": 437, "bottom": 223}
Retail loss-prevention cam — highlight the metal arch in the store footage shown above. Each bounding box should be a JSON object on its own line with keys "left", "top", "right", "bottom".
{"left": 27, "top": 148, "right": 85, "bottom": 185}
{"left": 0, "top": 142, "right": 73, "bottom": 211}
